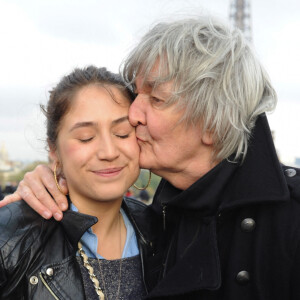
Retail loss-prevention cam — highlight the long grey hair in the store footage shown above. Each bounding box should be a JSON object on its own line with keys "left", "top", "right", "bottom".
{"left": 122, "top": 16, "right": 277, "bottom": 162}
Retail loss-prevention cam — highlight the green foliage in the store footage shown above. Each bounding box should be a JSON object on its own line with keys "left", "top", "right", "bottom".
{"left": 131, "top": 170, "right": 161, "bottom": 198}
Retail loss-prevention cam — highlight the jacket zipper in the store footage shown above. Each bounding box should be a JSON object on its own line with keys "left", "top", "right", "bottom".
{"left": 162, "top": 204, "right": 167, "bottom": 231}
{"left": 39, "top": 272, "right": 59, "bottom": 300}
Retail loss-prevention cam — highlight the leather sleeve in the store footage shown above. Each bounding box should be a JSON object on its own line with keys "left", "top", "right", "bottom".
{"left": 0, "top": 250, "right": 7, "bottom": 291}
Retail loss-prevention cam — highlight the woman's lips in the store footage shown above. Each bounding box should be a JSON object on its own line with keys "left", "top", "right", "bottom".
{"left": 92, "top": 167, "right": 123, "bottom": 177}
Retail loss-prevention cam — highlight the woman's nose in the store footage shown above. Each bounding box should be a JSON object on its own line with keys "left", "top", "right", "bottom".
{"left": 96, "top": 136, "right": 120, "bottom": 161}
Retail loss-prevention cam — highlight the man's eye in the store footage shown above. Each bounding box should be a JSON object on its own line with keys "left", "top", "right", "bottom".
{"left": 151, "top": 96, "right": 165, "bottom": 105}
{"left": 151, "top": 96, "right": 161, "bottom": 102}
{"left": 79, "top": 137, "right": 94, "bottom": 143}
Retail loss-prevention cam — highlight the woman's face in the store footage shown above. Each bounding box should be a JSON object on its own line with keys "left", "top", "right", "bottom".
{"left": 51, "top": 85, "right": 140, "bottom": 205}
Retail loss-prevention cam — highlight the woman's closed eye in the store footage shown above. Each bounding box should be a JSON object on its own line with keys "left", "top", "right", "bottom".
{"left": 116, "top": 134, "right": 129, "bottom": 139}
{"left": 78, "top": 136, "right": 94, "bottom": 143}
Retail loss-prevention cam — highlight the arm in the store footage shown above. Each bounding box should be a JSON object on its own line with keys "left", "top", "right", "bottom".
{"left": 0, "top": 164, "right": 69, "bottom": 220}
{"left": 291, "top": 235, "right": 300, "bottom": 299}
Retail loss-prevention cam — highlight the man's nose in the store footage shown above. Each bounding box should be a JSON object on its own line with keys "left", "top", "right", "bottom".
{"left": 129, "top": 94, "right": 147, "bottom": 127}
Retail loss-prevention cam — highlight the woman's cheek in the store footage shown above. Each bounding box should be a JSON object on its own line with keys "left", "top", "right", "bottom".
{"left": 60, "top": 141, "right": 89, "bottom": 165}
{"left": 126, "top": 136, "right": 140, "bottom": 156}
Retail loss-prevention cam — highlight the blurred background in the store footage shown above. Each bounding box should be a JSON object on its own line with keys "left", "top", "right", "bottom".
{"left": 0, "top": 0, "right": 299, "bottom": 199}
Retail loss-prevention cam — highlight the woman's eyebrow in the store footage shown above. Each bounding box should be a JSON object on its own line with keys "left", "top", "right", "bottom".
{"left": 112, "top": 116, "right": 129, "bottom": 125}
{"left": 69, "top": 116, "right": 129, "bottom": 132}
{"left": 69, "top": 121, "right": 96, "bottom": 132}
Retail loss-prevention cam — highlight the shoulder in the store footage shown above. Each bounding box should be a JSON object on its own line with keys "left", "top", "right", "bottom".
{"left": 122, "top": 196, "right": 157, "bottom": 240}
{"left": 0, "top": 201, "right": 46, "bottom": 249}
{"left": 123, "top": 196, "right": 148, "bottom": 213}
{"left": 122, "top": 196, "right": 151, "bottom": 224}
{"left": 281, "top": 165, "right": 300, "bottom": 200}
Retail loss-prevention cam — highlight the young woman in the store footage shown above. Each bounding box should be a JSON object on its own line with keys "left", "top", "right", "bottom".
{"left": 0, "top": 66, "right": 152, "bottom": 299}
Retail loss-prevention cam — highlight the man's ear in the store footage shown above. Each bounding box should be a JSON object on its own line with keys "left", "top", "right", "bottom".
{"left": 202, "top": 130, "right": 214, "bottom": 146}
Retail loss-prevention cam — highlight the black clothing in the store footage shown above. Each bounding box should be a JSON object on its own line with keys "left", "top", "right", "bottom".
{"left": 144, "top": 114, "right": 300, "bottom": 299}
{"left": 0, "top": 198, "right": 152, "bottom": 299}
{"left": 78, "top": 255, "right": 146, "bottom": 299}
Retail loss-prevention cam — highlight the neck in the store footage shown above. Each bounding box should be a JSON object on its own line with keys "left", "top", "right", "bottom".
{"left": 154, "top": 155, "right": 219, "bottom": 190}
{"left": 70, "top": 193, "right": 126, "bottom": 259}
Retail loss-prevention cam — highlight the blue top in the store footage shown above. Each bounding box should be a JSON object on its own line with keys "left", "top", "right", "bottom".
{"left": 71, "top": 203, "right": 139, "bottom": 259}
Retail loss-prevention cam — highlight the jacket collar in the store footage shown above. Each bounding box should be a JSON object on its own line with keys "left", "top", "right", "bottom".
{"left": 152, "top": 114, "right": 290, "bottom": 216}
{"left": 61, "top": 209, "right": 98, "bottom": 250}
{"left": 61, "top": 198, "right": 152, "bottom": 251}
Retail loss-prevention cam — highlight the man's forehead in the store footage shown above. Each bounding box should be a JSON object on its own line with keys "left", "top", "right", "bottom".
{"left": 135, "top": 60, "right": 166, "bottom": 87}
{"left": 135, "top": 75, "right": 174, "bottom": 98}
{"left": 135, "top": 74, "right": 154, "bottom": 91}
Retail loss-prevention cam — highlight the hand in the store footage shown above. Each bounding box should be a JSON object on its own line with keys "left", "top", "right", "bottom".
{"left": 0, "top": 164, "right": 69, "bottom": 220}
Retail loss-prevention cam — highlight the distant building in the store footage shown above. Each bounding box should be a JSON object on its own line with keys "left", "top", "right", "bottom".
{"left": 0, "top": 143, "right": 12, "bottom": 172}
{"left": 0, "top": 142, "right": 23, "bottom": 186}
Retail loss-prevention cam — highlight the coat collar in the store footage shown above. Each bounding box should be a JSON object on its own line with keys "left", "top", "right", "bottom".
{"left": 152, "top": 114, "right": 290, "bottom": 216}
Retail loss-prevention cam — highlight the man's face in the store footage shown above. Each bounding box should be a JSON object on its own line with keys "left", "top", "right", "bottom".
{"left": 128, "top": 65, "right": 215, "bottom": 189}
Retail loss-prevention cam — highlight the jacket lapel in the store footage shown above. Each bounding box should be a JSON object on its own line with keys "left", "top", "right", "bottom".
{"left": 147, "top": 216, "right": 221, "bottom": 298}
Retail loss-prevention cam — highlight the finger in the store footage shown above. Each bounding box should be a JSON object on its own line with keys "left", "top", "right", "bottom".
{"left": 20, "top": 176, "right": 65, "bottom": 221}
{"left": 38, "top": 166, "right": 69, "bottom": 212}
{"left": 30, "top": 164, "right": 68, "bottom": 217}
{"left": 17, "top": 184, "right": 53, "bottom": 219}
{"left": 0, "top": 192, "right": 22, "bottom": 208}
{"left": 19, "top": 167, "right": 62, "bottom": 220}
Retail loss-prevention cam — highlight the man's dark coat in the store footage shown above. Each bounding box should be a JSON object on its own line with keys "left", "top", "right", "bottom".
{"left": 144, "top": 114, "right": 300, "bottom": 299}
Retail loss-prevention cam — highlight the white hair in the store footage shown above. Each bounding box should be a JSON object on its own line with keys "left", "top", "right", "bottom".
{"left": 122, "top": 16, "right": 277, "bottom": 162}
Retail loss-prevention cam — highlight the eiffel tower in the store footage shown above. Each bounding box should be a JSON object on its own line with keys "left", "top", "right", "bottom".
{"left": 229, "top": 0, "right": 253, "bottom": 42}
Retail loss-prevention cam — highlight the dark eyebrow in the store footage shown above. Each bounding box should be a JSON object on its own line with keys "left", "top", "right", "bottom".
{"left": 112, "top": 116, "right": 129, "bottom": 125}
{"left": 69, "top": 116, "right": 129, "bottom": 132}
{"left": 69, "top": 121, "right": 96, "bottom": 132}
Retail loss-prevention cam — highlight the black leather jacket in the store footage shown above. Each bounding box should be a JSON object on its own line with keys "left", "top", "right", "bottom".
{"left": 0, "top": 197, "right": 153, "bottom": 299}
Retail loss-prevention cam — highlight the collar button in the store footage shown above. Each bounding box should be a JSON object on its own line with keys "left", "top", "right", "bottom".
{"left": 46, "top": 268, "right": 54, "bottom": 276}
{"left": 285, "top": 168, "right": 296, "bottom": 177}
{"left": 241, "top": 218, "right": 256, "bottom": 232}
{"left": 236, "top": 270, "right": 250, "bottom": 285}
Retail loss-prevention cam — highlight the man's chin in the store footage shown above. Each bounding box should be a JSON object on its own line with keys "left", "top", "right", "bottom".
{"left": 138, "top": 157, "right": 152, "bottom": 170}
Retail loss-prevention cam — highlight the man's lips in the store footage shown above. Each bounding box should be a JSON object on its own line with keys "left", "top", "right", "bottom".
{"left": 92, "top": 167, "right": 123, "bottom": 177}
{"left": 136, "top": 136, "right": 147, "bottom": 143}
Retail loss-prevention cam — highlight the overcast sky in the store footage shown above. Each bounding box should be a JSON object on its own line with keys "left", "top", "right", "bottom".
{"left": 0, "top": 0, "right": 299, "bottom": 165}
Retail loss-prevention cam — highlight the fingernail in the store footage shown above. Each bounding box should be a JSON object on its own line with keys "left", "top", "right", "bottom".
{"left": 42, "top": 211, "right": 52, "bottom": 219}
{"left": 60, "top": 203, "right": 67, "bottom": 210}
{"left": 54, "top": 212, "right": 62, "bottom": 220}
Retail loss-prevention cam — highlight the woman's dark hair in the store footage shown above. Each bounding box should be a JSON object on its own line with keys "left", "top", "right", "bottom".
{"left": 41, "top": 66, "right": 135, "bottom": 149}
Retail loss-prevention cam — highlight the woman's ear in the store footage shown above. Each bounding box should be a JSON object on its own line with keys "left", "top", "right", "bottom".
{"left": 48, "top": 142, "right": 59, "bottom": 166}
